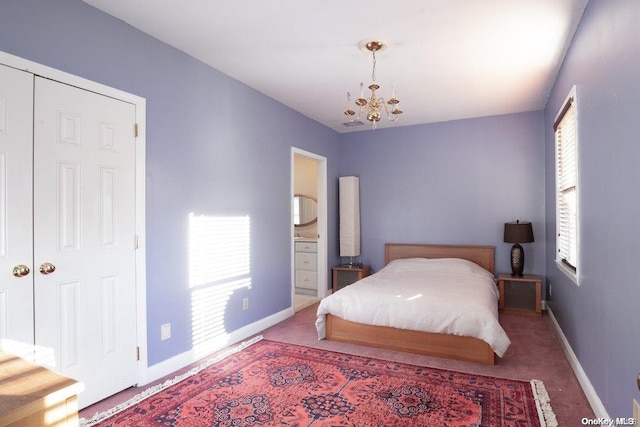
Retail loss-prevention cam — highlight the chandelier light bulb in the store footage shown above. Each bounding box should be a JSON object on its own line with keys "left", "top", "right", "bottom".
{"left": 344, "top": 92, "right": 356, "bottom": 117}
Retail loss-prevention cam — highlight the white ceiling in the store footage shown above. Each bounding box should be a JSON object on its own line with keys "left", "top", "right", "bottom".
{"left": 82, "top": 0, "right": 588, "bottom": 133}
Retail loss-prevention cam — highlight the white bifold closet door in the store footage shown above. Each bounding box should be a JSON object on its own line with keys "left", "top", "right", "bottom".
{"left": 0, "top": 65, "right": 34, "bottom": 351}
{"left": 0, "top": 64, "right": 138, "bottom": 409}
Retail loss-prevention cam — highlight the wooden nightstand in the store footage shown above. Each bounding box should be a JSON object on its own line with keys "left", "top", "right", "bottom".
{"left": 0, "top": 351, "right": 82, "bottom": 426}
{"left": 332, "top": 265, "right": 371, "bottom": 292}
{"left": 497, "top": 273, "right": 542, "bottom": 316}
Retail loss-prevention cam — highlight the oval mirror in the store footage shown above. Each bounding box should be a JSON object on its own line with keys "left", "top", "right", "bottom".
{"left": 293, "top": 194, "right": 317, "bottom": 227}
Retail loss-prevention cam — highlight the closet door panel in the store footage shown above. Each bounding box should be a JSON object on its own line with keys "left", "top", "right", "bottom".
{"left": 0, "top": 64, "right": 34, "bottom": 357}
{"left": 33, "top": 77, "right": 137, "bottom": 408}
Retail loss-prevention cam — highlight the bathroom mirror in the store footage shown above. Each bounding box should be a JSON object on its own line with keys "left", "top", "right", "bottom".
{"left": 293, "top": 194, "right": 317, "bottom": 227}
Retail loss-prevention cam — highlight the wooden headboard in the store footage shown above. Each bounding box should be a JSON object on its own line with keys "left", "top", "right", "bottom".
{"left": 384, "top": 243, "right": 495, "bottom": 274}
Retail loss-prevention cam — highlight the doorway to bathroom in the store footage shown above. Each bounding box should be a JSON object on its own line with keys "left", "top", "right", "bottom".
{"left": 291, "top": 148, "right": 327, "bottom": 312}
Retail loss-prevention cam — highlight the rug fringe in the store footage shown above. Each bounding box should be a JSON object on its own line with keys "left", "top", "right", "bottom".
{"left": 80, "top": 335, "right": 264, "bottom": 427}
{"left": 530, "top": 379, "right": 558, "bottom": 427}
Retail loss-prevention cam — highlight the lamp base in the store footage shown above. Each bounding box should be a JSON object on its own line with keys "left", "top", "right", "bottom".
{"left": 342, "top": 256, "right": 362, "bottom": 268}
{"left": 510, "top": 243, "right": 525, "bottom": 277}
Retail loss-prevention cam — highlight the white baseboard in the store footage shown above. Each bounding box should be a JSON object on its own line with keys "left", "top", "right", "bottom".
{"left": 546, "top": 306, "right": 608, "bottom": 418}
{"left": 138, "top": 307, "right": 293, "bottom": 386}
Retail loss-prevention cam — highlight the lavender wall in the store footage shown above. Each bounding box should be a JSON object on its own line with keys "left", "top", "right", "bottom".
{"left": 0, "top": 0, "right": 341, "bottom": 366}
{"left": 339, "top": 113, "right": 546, "bottom": 279}
{"left": 544, "top": 0, "right": 640, "bottom": 417}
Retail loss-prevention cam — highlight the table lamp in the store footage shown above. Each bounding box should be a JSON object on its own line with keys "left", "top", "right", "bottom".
{"left": 503, "top": 220, "right": 534, "bottom": 277}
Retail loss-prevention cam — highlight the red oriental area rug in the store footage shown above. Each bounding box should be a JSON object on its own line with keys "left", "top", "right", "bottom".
{"left": 82, "top": 337, "right": 556, "bottom": 426}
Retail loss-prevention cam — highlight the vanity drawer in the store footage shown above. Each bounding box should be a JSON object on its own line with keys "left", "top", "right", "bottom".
{"left": 295, "top": 241, "right": 317, "bottom": 253}
{"left": 295, "top": 252, "right": 317, "bottom": 271}
{"left": 295, "top": 270, "right": 317, "bottom": 289}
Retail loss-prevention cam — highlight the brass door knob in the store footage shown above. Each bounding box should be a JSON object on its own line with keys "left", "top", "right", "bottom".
{"left": 12, "top": 265, "right": 30, "bottom": 277}
{"left": 39, "top": 262, "right": 56, "bottom": 275}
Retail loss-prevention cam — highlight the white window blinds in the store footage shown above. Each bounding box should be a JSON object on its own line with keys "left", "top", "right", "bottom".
{"left": 554, "top": 88, "right": 578, "bottom": 273}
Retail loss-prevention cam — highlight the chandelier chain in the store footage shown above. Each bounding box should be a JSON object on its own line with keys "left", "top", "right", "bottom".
{"left": 371, "top": 50, "right": 377, "bottom": 82}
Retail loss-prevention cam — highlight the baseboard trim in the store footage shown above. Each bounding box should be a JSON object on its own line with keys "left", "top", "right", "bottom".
{"left": 546, "top": 306, "right": 608, "bottom": 418}
{"left": 139, "top": 307, "right": 293, "bottom": 385}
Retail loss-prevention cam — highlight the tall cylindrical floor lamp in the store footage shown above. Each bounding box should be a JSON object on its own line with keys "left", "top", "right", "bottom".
{"left": 339, "top": 176, "right": 360, "bottom": 266}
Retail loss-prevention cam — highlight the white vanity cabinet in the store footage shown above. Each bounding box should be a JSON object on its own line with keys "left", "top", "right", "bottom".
{"left": 295, "top": 240, "right": 317, "bottom": 291}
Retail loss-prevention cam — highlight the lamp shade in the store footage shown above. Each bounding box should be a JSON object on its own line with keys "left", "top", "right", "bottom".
{"left": 504, "top": 221, "right": 534, "bottom": 243}
{"left": 339, "top": 176, "right": 360, "bottom": 257}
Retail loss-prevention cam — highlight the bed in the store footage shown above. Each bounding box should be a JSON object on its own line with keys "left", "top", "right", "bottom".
{"left": 315, "top": 243, "right": 511, "bottom": 365}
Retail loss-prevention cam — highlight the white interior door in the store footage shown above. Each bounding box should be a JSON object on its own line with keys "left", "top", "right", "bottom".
{"left": 0, "top": 64, "right": 35, "bottom": 357}
{"left": 32, "top": 77, "right": 138, "bottom": 408}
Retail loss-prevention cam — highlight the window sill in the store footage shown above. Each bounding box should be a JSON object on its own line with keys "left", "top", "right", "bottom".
{"left": 555, "top": 259, "right": 579, "bottom": 285}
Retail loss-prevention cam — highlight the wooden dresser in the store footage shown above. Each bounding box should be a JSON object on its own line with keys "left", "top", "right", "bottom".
{"left": 0, "top": 351, "right": 83, "bottom": 426}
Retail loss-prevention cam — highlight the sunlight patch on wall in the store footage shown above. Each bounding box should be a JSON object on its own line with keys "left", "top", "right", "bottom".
{"left": 188, "top": 214, "right": 251, "bottom": 358}
{"left": 189, "top": 214, "right": 251, "bottom": 287}
{"left": 190, "top": 278, "right": 250, "bottom": 357}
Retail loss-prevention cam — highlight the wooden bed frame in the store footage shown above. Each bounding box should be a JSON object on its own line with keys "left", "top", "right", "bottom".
{"left": 325, "top": 243, "right": 497, "bottom": 365}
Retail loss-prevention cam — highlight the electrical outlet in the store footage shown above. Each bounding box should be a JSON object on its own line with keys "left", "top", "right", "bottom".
{"left": 633, "top": 399, "right": 640, "bottom": 425}
{"left": 243, "top": 298, "right": 249, "bottom": 310}
{"left": 161, "top": 323, "right": 171, "bottom": 340}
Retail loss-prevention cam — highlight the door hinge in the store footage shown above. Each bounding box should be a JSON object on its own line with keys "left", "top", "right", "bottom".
{"left": 134, "top": 123, "right": 139, "bottom": 138}
{"left": 134, "top": 235, "right": 139, "bottom": 249}
{"left": 136, "top": 346, "right": 140, "bottom": 361}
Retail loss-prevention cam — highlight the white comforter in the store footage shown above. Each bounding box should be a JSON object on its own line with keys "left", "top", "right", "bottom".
{"left": 316, "top": 258, "right": 511, "bottom": 357}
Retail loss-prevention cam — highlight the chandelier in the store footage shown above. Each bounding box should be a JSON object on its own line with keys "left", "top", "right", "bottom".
{"left": 344, "top": 40, "right": 403, "bottom": 129}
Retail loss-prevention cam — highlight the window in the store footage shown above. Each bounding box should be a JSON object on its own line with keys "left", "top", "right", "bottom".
{"left": 554, "top": 86, "right": 578, "bottom": 280}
